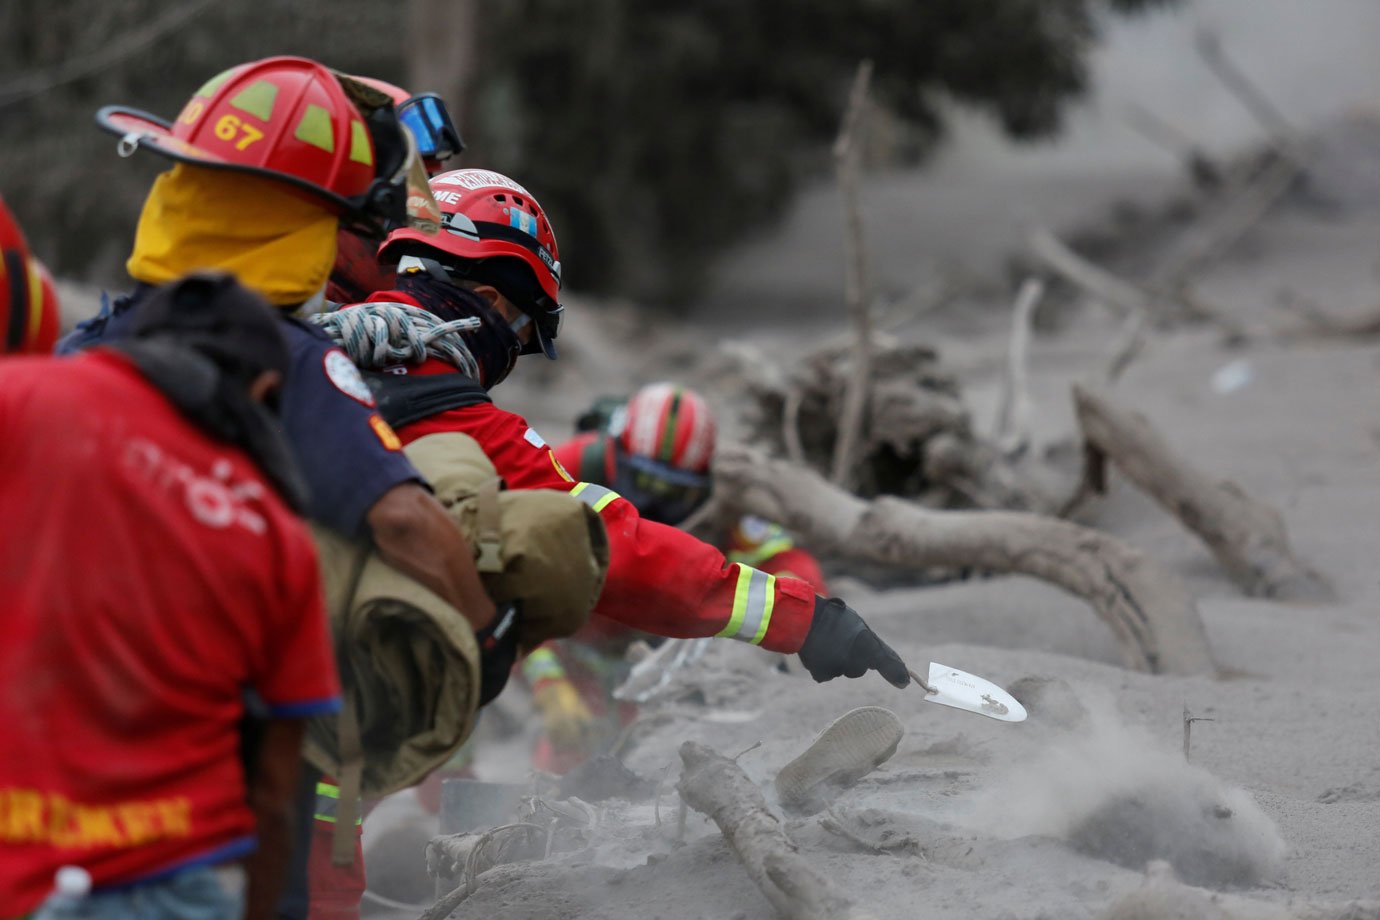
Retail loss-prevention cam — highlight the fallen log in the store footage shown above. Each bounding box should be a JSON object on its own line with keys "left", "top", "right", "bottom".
{"left": 1072, "top": 385, "right": 1331, "bottom": 601}
{"left": 712, "top": 444, "right": 1216, "bottom": 675}
{"left": 677, "top": 741, "right": 872, "bottom": 920}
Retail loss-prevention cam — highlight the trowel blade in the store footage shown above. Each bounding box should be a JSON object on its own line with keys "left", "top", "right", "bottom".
{"left": 923, "top": 662, "right": 1027, "bottom": 722}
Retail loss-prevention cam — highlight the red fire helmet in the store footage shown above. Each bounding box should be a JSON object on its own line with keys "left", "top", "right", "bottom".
{"left": 1, "top": 196, "right": 60, "bottom": 355}
{"left": 95, "top": 56, "right": 440, "bottom": 234}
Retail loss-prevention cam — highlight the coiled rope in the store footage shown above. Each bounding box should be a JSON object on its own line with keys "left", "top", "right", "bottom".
{"left": 312, "top": 302, "right": 482, "bottom": 378}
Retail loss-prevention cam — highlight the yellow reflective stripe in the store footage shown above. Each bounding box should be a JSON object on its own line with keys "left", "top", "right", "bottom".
{"left": 229, "top": 80, "right": 278, "bottom": 121}
{"left": 717, "top": 565, "right": 775, "bottom": 646}
{"left": 750, "top": 573, "right": 776, "bottom": 645}
{"left": 295, "top": 104, "right": 335, "bottom": 152}
{"left": 314, "top": 782, "right": 361, "bottom": 825}
{"left": 521, "top": 647, "right": 567, "bottom": 683}
{"left": 727, "top": 536, "right": 795, "bottom": 569}
{"left": 194, "top": 68, "right": 235, "bottom": 99}
{"left": 570, "top": 481, "right": 619, "bottom": 513}
{"left": 348, "top": 119, "right": 373, "bottom": 166}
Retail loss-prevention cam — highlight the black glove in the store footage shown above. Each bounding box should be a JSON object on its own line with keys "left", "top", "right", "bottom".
{"left": 475, "top": 601, "right": 520, "bottom": 706}
{"left": 797, "top": 597, "right": 910, "bottom": 688}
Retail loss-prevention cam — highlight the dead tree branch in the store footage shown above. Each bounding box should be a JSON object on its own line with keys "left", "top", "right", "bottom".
{"left": 1193, "top": 30, "right": 1302, "bottom": 164}
{"left": 1278, "top": 293, "right": 1380, "bottom": 341}
{"left": 713, "top": 444, "right": 1216, "bottom": 675}
{"left": 1029, "top": 228, "right": 1149, "bottom": 319}
{"left": 1104, "top": 309, "right": 1150, "bottom": 385}
{"left": 830, "top": 59, "right": 875, "bottom": 489}
{"left": 678, "top": 741, "right": 873, "bottom": 920}
{"left": 1030, "top": 227, "right": 1246, "bottom": 339}
{"left": 993, "top": 278, "right": 1045, "bottom": 455}
{"left": 1072, "top": 385, "right": 1331, "bottom": 601}
{"left": 1155, "top": 156, "right": 1303, "bottom": 288}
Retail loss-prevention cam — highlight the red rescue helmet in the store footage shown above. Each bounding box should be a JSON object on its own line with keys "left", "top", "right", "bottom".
{"left": 380, "top": 168, "right": 562, "bottom": 359}
{"left": 95, "top": 56, "right": 440, "bottom": 235}
{"left": 619, "top": 383, "right": 717, "bottom": 474}
{"left": 1, "top": 196, "right": 61, "bottom": 355}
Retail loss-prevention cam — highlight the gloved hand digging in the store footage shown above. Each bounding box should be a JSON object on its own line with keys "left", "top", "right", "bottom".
{"left": 797, "top": 597, "right": 910, "bottom": 688}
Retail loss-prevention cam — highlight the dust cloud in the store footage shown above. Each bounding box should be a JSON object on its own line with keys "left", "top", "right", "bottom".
{"left": 966, "top": 691, "right": 1286, "bottom": 888}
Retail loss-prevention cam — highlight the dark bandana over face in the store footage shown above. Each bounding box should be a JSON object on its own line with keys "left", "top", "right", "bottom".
{"left": 396, "top": 272, "right": 521, "bottom": 389}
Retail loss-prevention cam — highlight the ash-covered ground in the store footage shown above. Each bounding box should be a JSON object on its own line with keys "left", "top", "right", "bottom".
{"left": 347, "top": 108, "right": 1380, "bottom": 919}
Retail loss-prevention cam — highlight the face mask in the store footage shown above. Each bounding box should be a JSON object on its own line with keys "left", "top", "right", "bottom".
{"left": 395, "top": 271, "right": 520, "bottom": 388}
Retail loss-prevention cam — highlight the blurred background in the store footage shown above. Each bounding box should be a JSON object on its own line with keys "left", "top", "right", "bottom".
{"left": 6, "top": 0, "right": 1379, "bottom": 317}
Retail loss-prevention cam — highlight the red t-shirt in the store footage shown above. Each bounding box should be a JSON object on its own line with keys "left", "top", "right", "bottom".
{"left": 0, "top": 352, "right": 340, "bottom": 915}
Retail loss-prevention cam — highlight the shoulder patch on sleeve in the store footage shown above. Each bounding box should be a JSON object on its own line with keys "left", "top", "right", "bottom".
{"left": 523, "top": 427, "right": 547, "bottom": 448}
{"left": 369, "top": 413, "right": 402, "bottom": 451}
{"left": 549, "top": 451, "right": 574, "bottom": 482}
{"left": 323, "top": 349, "right": 375, "bottom": 407}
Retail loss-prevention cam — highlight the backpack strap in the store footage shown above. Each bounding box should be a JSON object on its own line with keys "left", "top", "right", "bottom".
{"left": 330, "top": 697, "right": 364, "bottom": 866}
{"left": 365, "top": 371, "right": 491, "bottom": 429}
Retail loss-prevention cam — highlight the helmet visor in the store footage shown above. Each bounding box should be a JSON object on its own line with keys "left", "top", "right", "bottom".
{"left": 398, "top": 94, "right": 464, "bottom": 163}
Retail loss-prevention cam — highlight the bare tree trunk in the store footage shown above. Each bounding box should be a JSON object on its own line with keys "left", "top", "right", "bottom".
{"left": 993, "top": 278, "right": 1044, "bottom": 455}
{"left": 830, "top": 60, "right": 875, "bottom": 489}
{"left": 407, "top": 0, "right": 478, "bottom": 126}
{"left": 678, "top": 741, "right": 873, "bottom": 920}
{"left": 1072, "top": 385, "right": 1331, "bottom": 601}
{"left": 712, "top": 445, "right": 1216, "bottom": 675}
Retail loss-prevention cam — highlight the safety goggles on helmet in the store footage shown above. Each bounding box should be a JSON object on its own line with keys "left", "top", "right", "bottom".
{"left": 398, "top": 94, "right": 464, "bottom": 163}
{"left": 613, "top": 451, "right": 712, "bottom": 526}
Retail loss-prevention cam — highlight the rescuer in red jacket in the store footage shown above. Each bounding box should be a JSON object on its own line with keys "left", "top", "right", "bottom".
{"left": 520, "top": 382, "right": 831, "bottom": 772}
{"left": 314, "top": 168, "right": 911, "bottom": 695}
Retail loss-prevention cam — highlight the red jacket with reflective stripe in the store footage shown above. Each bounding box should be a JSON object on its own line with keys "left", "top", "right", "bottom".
{"left": 375, "top": 304, "right": 817, "bottom": 654}
{"left": 554, "top": 432, "right": 829, "bottom": 593}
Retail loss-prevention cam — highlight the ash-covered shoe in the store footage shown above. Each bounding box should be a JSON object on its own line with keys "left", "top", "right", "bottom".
{"left": 774, "top": 706, "right": 904, "bottom": 812}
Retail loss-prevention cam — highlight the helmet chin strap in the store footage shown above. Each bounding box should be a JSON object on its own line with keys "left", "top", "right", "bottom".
{"left": 507, "top": 312, "right": 531, "bottom": 338}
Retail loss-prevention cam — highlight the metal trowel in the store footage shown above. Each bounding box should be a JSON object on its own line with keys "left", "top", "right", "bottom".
{"left": 909, "top": 662, "right": 1027, "bottom": 722}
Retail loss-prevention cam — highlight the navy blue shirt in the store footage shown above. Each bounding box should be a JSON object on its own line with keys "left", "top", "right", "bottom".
{"left": 58, "top": 287, "right": 421, "bottom": 538}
